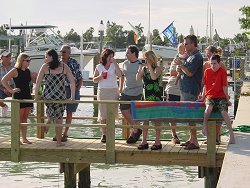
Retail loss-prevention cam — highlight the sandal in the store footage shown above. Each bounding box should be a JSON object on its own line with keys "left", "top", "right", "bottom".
{"left": 61, "top": 135, "right": 68, "bottom": 142}
{"left": 184, "top": 143, "right": 199, "bottom": 150}
{"left": 180, "top": 140, "right": 190, "bottom": 146}
{"left": 101, "top": 135, "right": 106, "bottom": 143}
{"left": 126, "top": 129, "right": 142, "bottom": 144}
{"left": 151, "top": 144, "right": 162, "bottom": 150}
{"left": 53, "top": 135, "right": 68, "bottom": 142}
{"left": 138, "top": 143, "right": 149, "bottom": 150}
{"left": 172, "top": 135, "right": 180, "bottom": 144}
{"left": 22, "top": 140, "right": 32, "bottom": 144}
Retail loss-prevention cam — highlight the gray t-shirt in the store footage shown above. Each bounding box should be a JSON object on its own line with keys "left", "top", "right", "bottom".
{"left": 121, "top": 60, "right": 143, "bottom": 96}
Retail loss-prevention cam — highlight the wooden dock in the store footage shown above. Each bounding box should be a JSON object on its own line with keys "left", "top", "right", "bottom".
{"left": 0, "top": 137, "right": 227, "bottom": 167}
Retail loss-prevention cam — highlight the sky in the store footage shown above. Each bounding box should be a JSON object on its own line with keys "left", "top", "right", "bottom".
{"left": 1, "top": 0, "right": 249, "bottom": 39}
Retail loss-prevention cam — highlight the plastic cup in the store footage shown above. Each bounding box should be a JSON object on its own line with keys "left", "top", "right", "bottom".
{"left": 103, "top": 71, "right": 108, "bottom": 79}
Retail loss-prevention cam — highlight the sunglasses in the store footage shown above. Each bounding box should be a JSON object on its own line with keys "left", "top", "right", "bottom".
{"left": 4, "top": 55, "right": 11, "bottom": 57}
{"left": 60, "top": 51, "right": 67, "bottom": 53}
{"left": 24, "top": 59, "right": 31, "bottom": 62}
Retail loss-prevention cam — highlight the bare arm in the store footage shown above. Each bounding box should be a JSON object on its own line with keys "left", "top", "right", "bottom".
{"left": 1, "top": 68, "right": 19, "bottom": 94}
{"left": 34, "top": 65, "right": 46, "bottom": 99}
{"left": 76, "top": 78, "right": 83, "bottom": 91}
{"left": 223, "top": 86, "right": 230, "bottom": 101}
{"left": 119, "top": 75, "right": 124, "bottom": 94}
{"left": 65, "top": 65, "right": 76, "bottom": 100}
{"left": 112, "top": 58, "right": 123, "bottom": 77}
{"left": 93, "top": 68, "right": 103, "bottom": 83}
{"left": 136, "top": 65, "right": 144, "bottom": 81}
{"left": 148, "top": 65, "right": 162, "bottom": 80}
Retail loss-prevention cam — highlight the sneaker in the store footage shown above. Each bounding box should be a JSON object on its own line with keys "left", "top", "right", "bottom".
{"left": 2, "top": 105, "right": 8, "bottom": 117}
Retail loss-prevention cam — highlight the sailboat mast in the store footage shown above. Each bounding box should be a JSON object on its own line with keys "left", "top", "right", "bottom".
{"left": 206, "top": 2, "right": 209, "bottom": 45}
{"left": 147, "top": 0, "right": 152, "bottom": 50}
{"left": 8, "top": 18, "right": 11, "bottom": 52}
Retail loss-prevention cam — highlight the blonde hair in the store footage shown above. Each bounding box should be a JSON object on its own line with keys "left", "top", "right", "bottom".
{"left": 15, "top": 53, "right": 30, "bottom": 69}
{"left": 205, "top": 45, "right": 223, "bottom": 56}
{"left": 144, "top": 50, "right": 158, "bottom": 67}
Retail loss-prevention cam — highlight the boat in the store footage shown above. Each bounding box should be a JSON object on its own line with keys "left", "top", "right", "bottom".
{"left": 143, "top": 44, "right": 177, "bottom": 59}
{"left": 3, "top": 24, "right": 99, "bottom": 72}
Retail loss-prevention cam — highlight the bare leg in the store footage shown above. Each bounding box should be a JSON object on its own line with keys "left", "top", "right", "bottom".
{"left": 202, "top": 105, "right": 213, "bottom": 136}
{"left": 141, "top": 122, "right": 149, "bottom": 145}
{"left": 154, "top": 122, "right": 161, "bottom": 145}
{"left": 216, "top": 123, "right": 222, "bottom": 142}
{"left": 101, "top": 119, "right": 107, "bottom": 136}
{"left": 189, "top": 122, "right": 199, "bottom": 146}
{"left": 221, "top": 111, "right": 235, "bottom": 144}
{"left": 170, "top": 122, "right": 177, "bottom": 137}
{"left": 63, "top": 112, "right": 72, "bottom": 136}
{"left": 20, "top": 107, "right": 32, "bottom": 144}
{"left": 121, "top": 108, "right": 139, "bottom": 134}
{"left": 56, "top": 118, "right": 64, "bottom": 146}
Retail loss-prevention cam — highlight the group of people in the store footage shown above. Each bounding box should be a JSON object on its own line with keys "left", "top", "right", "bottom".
{"left": 0, "top": 45, "right": 80, "bottom": 146}
{"left": 0, "top": 34, "right": 235, "bottom": 148}
{"left": 93, "top": 34, "right": 235, "bottom": 150}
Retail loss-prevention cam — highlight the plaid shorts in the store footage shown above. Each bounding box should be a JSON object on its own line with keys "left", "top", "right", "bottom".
{"left": 205, "top": 98, "right": 229, "bottom": 112}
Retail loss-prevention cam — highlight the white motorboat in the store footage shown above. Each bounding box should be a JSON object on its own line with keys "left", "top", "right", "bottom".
{"left": 3, "top": 24, "right": 99, "bottom": 72}
{"left": 143, "top": 44, "right": 177, "bottom": 59}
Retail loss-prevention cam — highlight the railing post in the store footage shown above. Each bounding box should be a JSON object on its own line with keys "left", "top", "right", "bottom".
{"left": 206, "top": 121, "right": 216, "bottom": 167}
{"left": 106, "top": 103, "right": 116, "bottom": 164}
{"left": 204, "top": 121, "right": 220, "bottom": 188}
{"left": 36, "top": 100, "right": 45, "bottom": 139}
{"left": 11, "top": 100, "right": 20, "bottom": 162}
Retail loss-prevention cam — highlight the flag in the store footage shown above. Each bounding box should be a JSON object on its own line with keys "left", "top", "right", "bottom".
{"left": 128, "top": 21, "right": 141, "bottom": 44}
{"left": 162, "top": 22, "right": 178, "bottom": 46}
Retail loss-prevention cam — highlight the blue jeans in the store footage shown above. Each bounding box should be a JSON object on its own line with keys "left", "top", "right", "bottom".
{"left": 180, "top": 91, "right": 197, "bottom": 101}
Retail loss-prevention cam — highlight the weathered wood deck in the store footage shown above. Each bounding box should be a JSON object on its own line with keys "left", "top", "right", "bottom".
{"left": 0, "top": 137, "right": 227, "bottom": 167}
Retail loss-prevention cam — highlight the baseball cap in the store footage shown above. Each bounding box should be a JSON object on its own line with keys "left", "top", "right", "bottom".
{"left": 0, "top": 50, "right": 11, "bottom": 57}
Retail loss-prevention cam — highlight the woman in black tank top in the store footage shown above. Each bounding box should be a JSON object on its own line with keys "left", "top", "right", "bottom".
{"left": 1, "top": 53, "right": 37, "bottom": 144}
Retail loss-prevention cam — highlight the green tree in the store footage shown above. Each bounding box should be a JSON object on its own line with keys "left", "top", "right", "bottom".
{"left": 152, "top": 29, "right": 164, "bottom": 45}
{"left": 82, "top": 27, "right": 94, "bottom": 42}
{"left": 63, "top": 28, "right": 80, "bottom": 43}
{"left": 105, "top": 22, "right": 127, "bottom": 49}
{"left": 239, "top": 6, "right": 250, "bottom": 31}
{"left": 0, "top": 26, "right": 8, "bottom": 48}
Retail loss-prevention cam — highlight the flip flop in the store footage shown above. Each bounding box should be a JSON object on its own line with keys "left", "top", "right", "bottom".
{"left": 23, "top": 140, "right": 32, "bottom": 144}
{"left": 184, "top": 143, "right": 199, "bottom": 150}
{"left": 180, "top": 140, "right": 190, "bottom": 146}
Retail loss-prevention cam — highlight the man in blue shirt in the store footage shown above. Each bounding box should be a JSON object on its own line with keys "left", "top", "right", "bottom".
{"left": 176, "top": 35, "right": 203, "bottom": 150}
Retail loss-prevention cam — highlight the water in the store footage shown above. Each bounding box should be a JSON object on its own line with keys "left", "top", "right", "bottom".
{"left": 0, "top": 86, "right": 235, "bottom": 188}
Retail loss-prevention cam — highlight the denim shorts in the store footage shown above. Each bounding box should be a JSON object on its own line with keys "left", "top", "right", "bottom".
{"left": 0, "top": 89, "right": 8, "bottom": 99}
{"left": 205, "top": 98, "right": 228, "bottom": 112}
{"left": 66, "top": 86, "right": 80, "bottom": 112}
{"left": 119, "top": 93, "right": 142, "bottom": 111}
{"left": 180, "top": 91, "right": 197, "bottom": 101}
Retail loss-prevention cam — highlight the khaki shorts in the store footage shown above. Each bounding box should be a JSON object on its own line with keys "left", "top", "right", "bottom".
{"left": 205, "top": 98, "right": 228, "bottom": 112}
